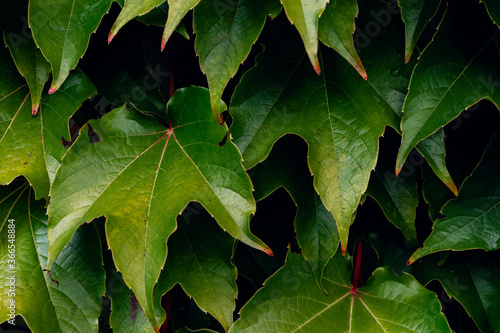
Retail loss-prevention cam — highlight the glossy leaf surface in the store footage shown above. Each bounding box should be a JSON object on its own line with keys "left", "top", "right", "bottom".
{"left": 230, "top": 25, "right": 399, "bottom": 252}
{"left": 47, "top": 87, "right": 268, "bottom": 330}
{"left": 230, "top": 250, "right": 451, "bottom": 332}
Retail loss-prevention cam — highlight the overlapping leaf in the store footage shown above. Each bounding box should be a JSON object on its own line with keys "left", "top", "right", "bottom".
{"left": 366, "top": 148, "right": 419, "bottom": 245}
{"left": 0, "top": 180, "right": 105, "bottom": 332}
{"left": 396, "top": 3, "right": 500, "bottom": 173}
{"left": 249, "top": 135, "right": 339, "bottom": 292}
{"left": 0, "top": 47, "right": 96, "bottom": 200}
{"left": 230, "top": 250, "right": 451, "bottom": 332}
{"left": 281, "top": 0, "right": 328, "bottom": 74}
{"left": 318, "top": 0, "right": 366, "bottom": 78}
{"left": 161, "top": 0, "right": 201, "bottom": 49}
{"left": 155, "top": 212, "right": 237, "bottom": 331}
{"left": 357, "top": 1, "right": 457, "bottom": 195}
{"left": 109, "top": 0, "right": 165, "bottom": 42}
{"left": 2, "top": 0, "right": 50, "bottom": 115}
{"left": 481, "top": 0, "right": 500, "bottom": 27}
{"left": 410, "top": 131, "right": 500, "bottom": 262}
{"left": 47, "top": 87, "right": 269, "bottom": 330}
{"left": 28, "top": 0, "right": 112, "bottom": 93}
{"left": 413, "top": 251, "right": 500, "bottom": 333}
{"left": 230, "top": 24, "right": 399, "bottom": 252}
{"left": 193, "top": 0, "right": 281, "bottom": 122}
{"left": 399, "top": 0, "right": 442, "bottom": 63}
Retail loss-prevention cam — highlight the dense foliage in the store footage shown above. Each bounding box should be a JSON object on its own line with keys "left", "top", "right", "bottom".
{"left": 1, "top": 0, "right": 500, "bottom": 332}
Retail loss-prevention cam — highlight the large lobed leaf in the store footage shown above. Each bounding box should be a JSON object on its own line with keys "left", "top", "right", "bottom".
{"left": 47, "top": 87, "right": 269, "bottom": 330}
{"left": 0, "top": 180, "right": 105, "bottom": 332}
{"left": 230, "top": 250, "right": 451, "bottom": 332}
{"left": 230, "top": 23, "right": 399, "bottom": 252}
{"left": 0, "top": 46, "right": 96, "bottom": 200}
{"left": 193, "top": 0, "right": 280, "bottom": 122}
{"left": 410, "top": 131, "right": 500, "bottom": 262}
{"left": 28, "top": 0, "right": 113, "bottom": 93}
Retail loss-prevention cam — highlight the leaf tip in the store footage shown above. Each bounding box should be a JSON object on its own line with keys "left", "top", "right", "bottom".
{"left": 264, "top": 247, "right": 274, "bottom": 256}
{"left": 32, "top": 107, "right": 38, "bottom": 118}
{"left": 341, "top": 243, "right": 347, "bottom": 256}
{"left": 48, "top": 85, "right": 58, "bottom": 95}
{"left": 108, "top": 32, "right": 115, "bottom": 44}
{"left": 161, "top": 38, "right": 167, "bottom": 52}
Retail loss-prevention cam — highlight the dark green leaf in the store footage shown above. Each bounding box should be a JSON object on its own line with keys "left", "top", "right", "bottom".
{"left": 2, "top": 0, "right": 50, "bottom": 115}
{"left": 281, "top": 0, "right": 329, "bottom": 74}
{"left": 28, "top": 0, "right": 112, "bottom": 92}
{"left": 194, "top": 0, "right": 279, "bottom": 122}
{"left": 413, "top": 251, "right": 500, "bottom": 333}
{"left": 249, "top": 135, "right": 339, "bottom": 292}
{"left": 399, "top": 0, "right": 442, "bottom": 62}
{"left": 0, "top": 48, "right": 96, "bottom": 200}
{"left": 162, "top": 0, "right": 201, "bottom": 49}
{"left": 318, "top": 0, "right": 366, "bottom": 78}
{"left": 481, "top": 0, "right": 500, "bottom": 27}
{"left": 410, "top": 131, "right": 500, "bottom": 262}
{"left": 0, "top": 181, "right": 105, "bottom": 332}
{"left": 230, "top": 24, "right": 399, "bottom": 252}
{"left": 396, "top": 4, "right": 500, "bottom": 173}
{"left": 109, "top": 0, "right": 165, "bottom": 42}
{"left": 156, "top": 212, "right": 237, "bottom": 331}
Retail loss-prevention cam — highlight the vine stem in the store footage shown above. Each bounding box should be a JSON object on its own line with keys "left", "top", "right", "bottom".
{"left": 351, "top": 240, "right": 364, "bottom": 293}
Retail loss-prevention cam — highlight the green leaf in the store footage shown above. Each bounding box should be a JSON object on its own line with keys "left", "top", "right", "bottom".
{"left": 28, "top": 0, "right": 112, "bottom": 93}
{"left": 356, "top": 3, "right": 457, "bottom": 195}
{"left": 0, "top": 48, "right": 96, "bottom": 200}
{"left": 161, "top": 0, "right": 201, "bottom": 49}
{"left": 2, "top": 0, "right": 50, "bottom": 115}
{"left": 410, "top": 131, "right": 500, "bottom": 263}
{"left": 280, "top": 0, "right": 328, "bottom": 74}
{"left": 249, "top": 135, "right": 339, "bottom": 292}
{"left": 156, "top": 212, "right": 237, "bottom": 331}
{"left": 230, "top": 250, "right": 451, "bottom": 332}
{"left": 0, "top": 181, "right": 105, "bottom": 332}
{"left": 103, "top": 249, "right": 157, "bottom": 332}
{"left": 416, "top": 130, "right": 457, "bottom": 195}
{"left": 413, "top": 251, "right": 500, "bottom": 333}
{"left": 396, "top": 4, "right": 500, "bottom": 173}
{"left": 47, "top": 87, "right": 268, "bottom": 330}
{"left": 366, "top": 148, "right": 419, "bottom": 245}
{"left": 399, "top": 0, "right": 442, "bottom": 63}
{"left": 193, "top": 0, "right": 279, "bottom": 122}
{"left": 230, "top": 25, "right": 399, "bottom": 253}
{"left": 481, "top": 0, "right": 500, "bottom": 27}
{"left": 318, "top": 0, "right": 366, "bottom": 79}
{"left": 109, "top": 0, "right": 165, "bottom": 42}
